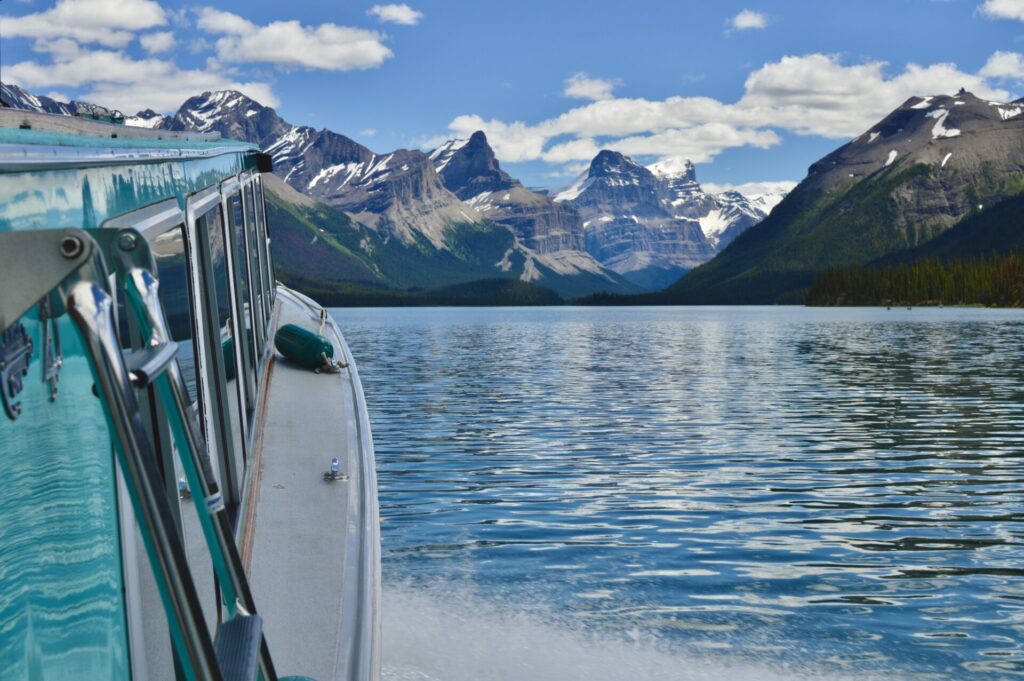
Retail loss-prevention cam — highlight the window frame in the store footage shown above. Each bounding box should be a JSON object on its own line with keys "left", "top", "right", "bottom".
{"left": 185, "top": 186, "right": 246, "bottom": 515}
{"left": 251, "top": 174, "right": 276, "bottom": 320}
{"left": 220, "top": 177, "right": 258, "bottom": 426}
{"left": 239, "top": 171, "right": 268, "bottom": 365}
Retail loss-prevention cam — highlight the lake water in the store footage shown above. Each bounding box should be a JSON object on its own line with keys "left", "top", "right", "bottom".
{"left": 332, "top": 306, "right": 1024, "bottom": 681}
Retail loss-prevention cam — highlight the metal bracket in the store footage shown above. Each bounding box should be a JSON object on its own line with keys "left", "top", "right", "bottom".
{"left": 1, "top": 322, "right": 33, "bottom": 420}
{"left": 0, "top": 229, "right": 93, "bottom": 334}
{"left": 0, "top": 228, "right": 94, "bottom": 419}
{"left": 91, "top": 228, "right": 158, "bottom": 281}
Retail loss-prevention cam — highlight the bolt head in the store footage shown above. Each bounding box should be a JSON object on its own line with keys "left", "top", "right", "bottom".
{"left": 118, "top": 232, "right": 138, "bottom": 251}
{"left": 59, "top": 235, "right": 84, "bottom": 259}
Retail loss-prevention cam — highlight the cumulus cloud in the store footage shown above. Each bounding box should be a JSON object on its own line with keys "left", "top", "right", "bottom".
{"left": 2, "top": 2, "right": 404, "bottom": 114}
{"left": 702, "top": 180, "right": 799, "bottom": 197}
{"left": 367, "top": 4, "right": 423, "bottom": 25}
{"left": 979, "top": 0, "right": 1024, "bottom": 20}
{"left": 6, "top": 49, "right": 278, "bottom": 112}
{"left": 434, "top": 52, "right": 1020, "bottom": 170}
{"left": 979, "top": 50, "right": 1024, "bottom": 78}
{"left": 727, "top": 9, "right": 767, "bottom": 31}
{"left": 2, "top": 0, "right": 166, "bottom": 47}
{"left": 140, "top": 31, "right": 175, "bottom": 54}
{"left": 196, "top": 8, "right": 393, "bottom": 70}
{"left": 563, "top": 73, "right": 621, "bottom": 101}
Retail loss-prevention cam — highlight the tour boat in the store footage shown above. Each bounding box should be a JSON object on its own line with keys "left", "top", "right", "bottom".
{"left": 0, "top": 107, "right": 381, "bottom": 681}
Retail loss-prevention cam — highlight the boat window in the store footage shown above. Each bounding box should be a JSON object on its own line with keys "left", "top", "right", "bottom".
{"left": 150, "top": 224, "right": 226, "bottom": 639}
{"left": 253, "top": 175, "right": 275, "bottom": 317}
{"left": 242, "top": 178, "right": 267, "bottom": 362}
{"left": 150, "top": 225, "right": 201, "bottom": 406}
{"left": 102, "top": 202, "right": 227, "bottom": 663}
{"left": 226, "top": 190, "right": 257, "bottom": 420}
{"left": 195, "top": 204, "right": 247, "bottom": 505}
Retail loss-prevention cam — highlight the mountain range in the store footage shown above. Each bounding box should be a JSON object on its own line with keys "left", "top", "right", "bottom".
{"left": 6, "top": 81, "right": 1018, "bottom": 306}
{"left": 0, "top": 81, "right": 778, "bottom": 299}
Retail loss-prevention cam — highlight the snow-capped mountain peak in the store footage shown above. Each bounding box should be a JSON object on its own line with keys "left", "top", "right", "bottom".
{"left": 124, "top": 109, "right": 166, "bottom": 129}
{"left": 647, "top": 157, "right": 697, "bottom": 181}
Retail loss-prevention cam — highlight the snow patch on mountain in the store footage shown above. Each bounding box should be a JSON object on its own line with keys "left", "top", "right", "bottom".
{"left": 698, "top": 208, "right": 733, "bottom": 245}
{"left": 926, "top": 108, "right": 962, "bottom": 139}
{"left": 646, "top": 159, "right": 785, "bottom": 249}
{"left": 996, "top": 106, "right": 1022, "bottom": 121}
{"left": 428, "top": 138, "right": 468, "bottom": 173}
{"left": 554, "top": 174, "right": 596, "bottom": 202}
{"left": 647, "top": 157, "right": 696, "bottom": 180}
{"left": 124, "top": 109, "right": 166, "bottom": 128}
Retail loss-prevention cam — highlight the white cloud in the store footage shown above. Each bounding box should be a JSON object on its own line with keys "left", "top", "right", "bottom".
{"left": 702, "top": 180, "right": 799, "bottom": 197}
{"left": 195, "top": 8, "right": 252, "bottom": 35}
{"left": 542, "top": 137, "right": 602, "bottom": 163}
{"left": 435, "top": 52, "right": 1019, "bottom": 171}
{"left": 360, "top": 128, "right": 378, "bottom": 137}
{"left": 440, "top": 115, "right": 549, "bottom": 163}
{"left": 563, "top": 73, "right": 621, "bottom": 101}
{"left": 727, "top": 9, "right": 767, "bottom": 31}
{"left": 196, "top": 8, "right": 393, "bottom": 71}
{"left": 6, "top": 49, "right": 278, "bottom": 112}
{"left": 140, "top": 31, "right": 175, "bottom": 54}
{"left": 980, "top": 0, "right": 1024, "bottom": 20}
{"left": 2, "top": 0, "right": 166, "bottom": 48}
{"left": 88, "top": 76, "right": 277, "bottom": 114}
{"left": 979, "top": 50, "right": 1024, "bottom": 78}
{"left": 367, "top": 4, "right": 423, "bottom": 26}
{"left": 609, "top": 125, "right": 780, "bottom": 164}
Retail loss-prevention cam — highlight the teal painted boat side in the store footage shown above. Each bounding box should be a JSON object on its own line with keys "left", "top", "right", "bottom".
{"left": 0, "top": 154, "right": 258, "bottom": 234}
{"left": 0, "top": 308, "right": 131, "bottom": 681}
{"left": 0, "top": 133, "right": 263, "bottom": 680}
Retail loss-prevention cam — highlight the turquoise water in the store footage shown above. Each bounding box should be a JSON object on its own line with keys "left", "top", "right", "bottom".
{"left": 334, "top": 306, "right": 1024, "bottom": 681}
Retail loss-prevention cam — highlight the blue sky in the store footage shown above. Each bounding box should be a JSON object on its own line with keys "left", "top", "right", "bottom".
{"left": 4, "top": 0, "right": 1024, "bottom": 191}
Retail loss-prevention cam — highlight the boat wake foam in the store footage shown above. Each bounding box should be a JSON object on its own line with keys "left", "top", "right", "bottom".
{"left": 381, "top": 583, "right": 877, "bottom": 681}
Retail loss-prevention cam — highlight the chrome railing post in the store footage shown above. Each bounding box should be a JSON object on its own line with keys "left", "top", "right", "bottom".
{"left": 100, "top": 227, "right": 278, "bottom": 681}
{"left": 57, "top": 234, "right": 224, "bottom": 681}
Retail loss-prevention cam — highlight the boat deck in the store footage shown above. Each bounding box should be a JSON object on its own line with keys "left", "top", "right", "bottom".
{"left": 244, "top": 288, "right": 381, "bottom": 681}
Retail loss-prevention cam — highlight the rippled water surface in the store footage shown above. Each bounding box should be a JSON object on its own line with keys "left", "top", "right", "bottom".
{"left": 333, "top": 306, "right": 1024, "bottom": 680}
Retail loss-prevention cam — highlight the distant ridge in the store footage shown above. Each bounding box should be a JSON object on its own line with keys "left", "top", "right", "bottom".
{"left": 663, "top": 90, "right": 1024, "bottom": 304}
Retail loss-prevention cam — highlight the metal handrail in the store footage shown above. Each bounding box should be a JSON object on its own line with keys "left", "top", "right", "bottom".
{"left": 109, "top": 230, "right": 278, "bottom": 681}
{"left": 56, "top": 235, "right": 225, "bottom": 681}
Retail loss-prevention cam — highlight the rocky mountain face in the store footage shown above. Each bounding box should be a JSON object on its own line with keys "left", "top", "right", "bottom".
{"left": 648, "top": 159, "right": 784, "bottom": 250}
{"left": 553, "top": 151, "right": 714, "bottom": 289}
{"left": 666, "top": 89, "right": 1024, "bottom": 303}
{"left": 428, "top": 132, "right": 634, "bottom": 289}
{"left": 0, "top": 83, "right": 75, "bottom": 115}
{"left": 549, "top": 151, "right": 782, "bottom": 289}
{"left": 161, "top": 91, "right": 480, "bottom": 250}
{"left": 431, "top": 131, "right": 584, "bottom": 251}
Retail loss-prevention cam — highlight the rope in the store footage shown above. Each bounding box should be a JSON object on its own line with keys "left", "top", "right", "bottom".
{"left": 314, "top": 351, "right": 346, "bottom": 374}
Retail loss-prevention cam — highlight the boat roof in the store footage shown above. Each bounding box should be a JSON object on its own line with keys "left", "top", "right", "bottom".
{"left": 0, "top": 109, "right": 255, "bottom": 170}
